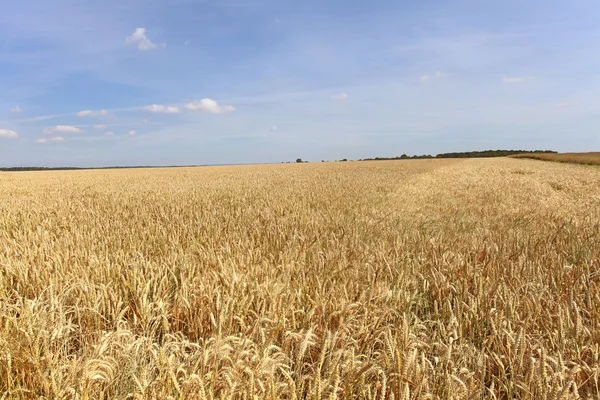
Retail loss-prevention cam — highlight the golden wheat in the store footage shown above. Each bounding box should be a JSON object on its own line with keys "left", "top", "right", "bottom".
{"left": 0, "top": 158, "right": 599, "bottom": 399}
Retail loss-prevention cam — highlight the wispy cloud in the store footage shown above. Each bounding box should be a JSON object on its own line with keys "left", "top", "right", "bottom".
{"left": 185, "top": 98, "right": 235, "bottom": 114}
{"left": 128, "top": 130, "right": 137, "bottom": 136}
{"left": 502, "top": 76, "right": 533, "bottom": 84}
{"left": 77, "top": 109, "right": 108, "bottom": 117}
{"left": 0, "top": 129, "right": 18, "bottom": 139}
{"left": 144, "top": 104, "right": 180, "bottom": 114}
{"left": 126, "top": 28, "right": 161, "bottom": 51}
{"left": 93, "top": 124, "right": 108, "bottom": 130}
{"left": 104, "top": 131, "right": 115, "bottom": 136}
{"left": 420, "top": 71, "right": 448, "bottom": 83}
{"left": 42, "top": 125, "right": 83, "bottom": 135}
{"left": 37, "top": 137, "right": 65, "bottom": 143}
{"left": 10, "top": 106, "right": 22, "bottom": 113}
{"left": 19, "top": 106, "right": 141, "bottom": 123}
{"left": 331, "top": 92, "right": 349, "bottom": 100}
{"left": 556, "top": 101, "right": 580, "bottom": 108}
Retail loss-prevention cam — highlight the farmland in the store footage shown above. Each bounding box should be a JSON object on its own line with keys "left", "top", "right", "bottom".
{"left": 511, "top": 152, "right": 600, "bottom": 166}
{"left": 1, "top": 158, "right": 599, "bottom": 399}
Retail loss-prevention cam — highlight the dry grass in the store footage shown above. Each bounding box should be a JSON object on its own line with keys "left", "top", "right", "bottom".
{"left": 1, "top": 158, "right": 599, "bottom": 399}
{"left": 511, "top": 152, "right": 600, "bottom": 166}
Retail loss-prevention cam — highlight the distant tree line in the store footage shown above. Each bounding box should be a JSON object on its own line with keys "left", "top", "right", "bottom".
{"left": 2, "top": 150, "right": 559, "bottom": 171}
{"left": 0, "top": 167, "right": 85, "bottom": 172}
{"left": 0, "top": 165, "right": 202, "bottom": 172}
{"left": 435, "top": 149, "right": 557, "bottom": 158}
{"left": 360, "top": 150, "right": 557, "bottom": 161}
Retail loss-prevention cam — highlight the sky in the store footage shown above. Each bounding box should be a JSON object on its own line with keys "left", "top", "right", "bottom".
{"left": 1, "top": 0, "right": 600, "bottom": 167}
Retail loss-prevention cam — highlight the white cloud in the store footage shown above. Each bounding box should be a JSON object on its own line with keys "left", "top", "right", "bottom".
{"left": 10, "top": 106, "right": 22, "bottom": 113}
{"left": 104, "top": 131, "right": 115, "bottom": 136}
{"left": 77, "top": 109, "right": 108, "bottom": 117}
{"left": 556, "top": 101, "right": 580, "bottom": 108}
{"left": 144, "top": 104, "right": 180, "bottom": 114}
{"left": 126, "top": 28, "right": 160, "bottom": 51}
{"left": 420, "top": 71, "right": 448, "bottom": 83}
{"left": 42, "top": 125, "right": 83, "bottom": 135}
{"left": 184, "top": 98, "right": 236, "bottom": 114}
{"left": 331, "top": 92, "right": 349, "bottom": 100}
{"left": 272, "top": 126, "right": 278, "bottom": 131}
{"left": 93, "top": 124, "right": 108, "bottom": 130}
{"left": 128, "top": 130, "right": 137, "bottom": 136}
{"left": 502, "top": 76, "right": 532, "bottom": 84}
{"left": 37, "top": 137, "right": 65, "bottom": 144}
{"left": 0, "top": 129, "right": 18, "bottom": 139}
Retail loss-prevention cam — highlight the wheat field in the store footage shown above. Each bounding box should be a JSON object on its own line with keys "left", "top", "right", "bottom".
{"left": 0, "top": 158, "right": 599, "bottom": 399}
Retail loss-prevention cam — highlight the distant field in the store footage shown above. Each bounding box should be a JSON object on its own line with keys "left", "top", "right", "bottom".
{"left": 1, "top": 159, "right": 599, "bottom": 399}
{"left": 511, "top": 151, "right": 600, "bottom": 166}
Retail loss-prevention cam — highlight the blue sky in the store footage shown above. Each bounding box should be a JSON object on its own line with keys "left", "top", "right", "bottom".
{"left": 1, "top": 0, "right": 600, "bottom": 167}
